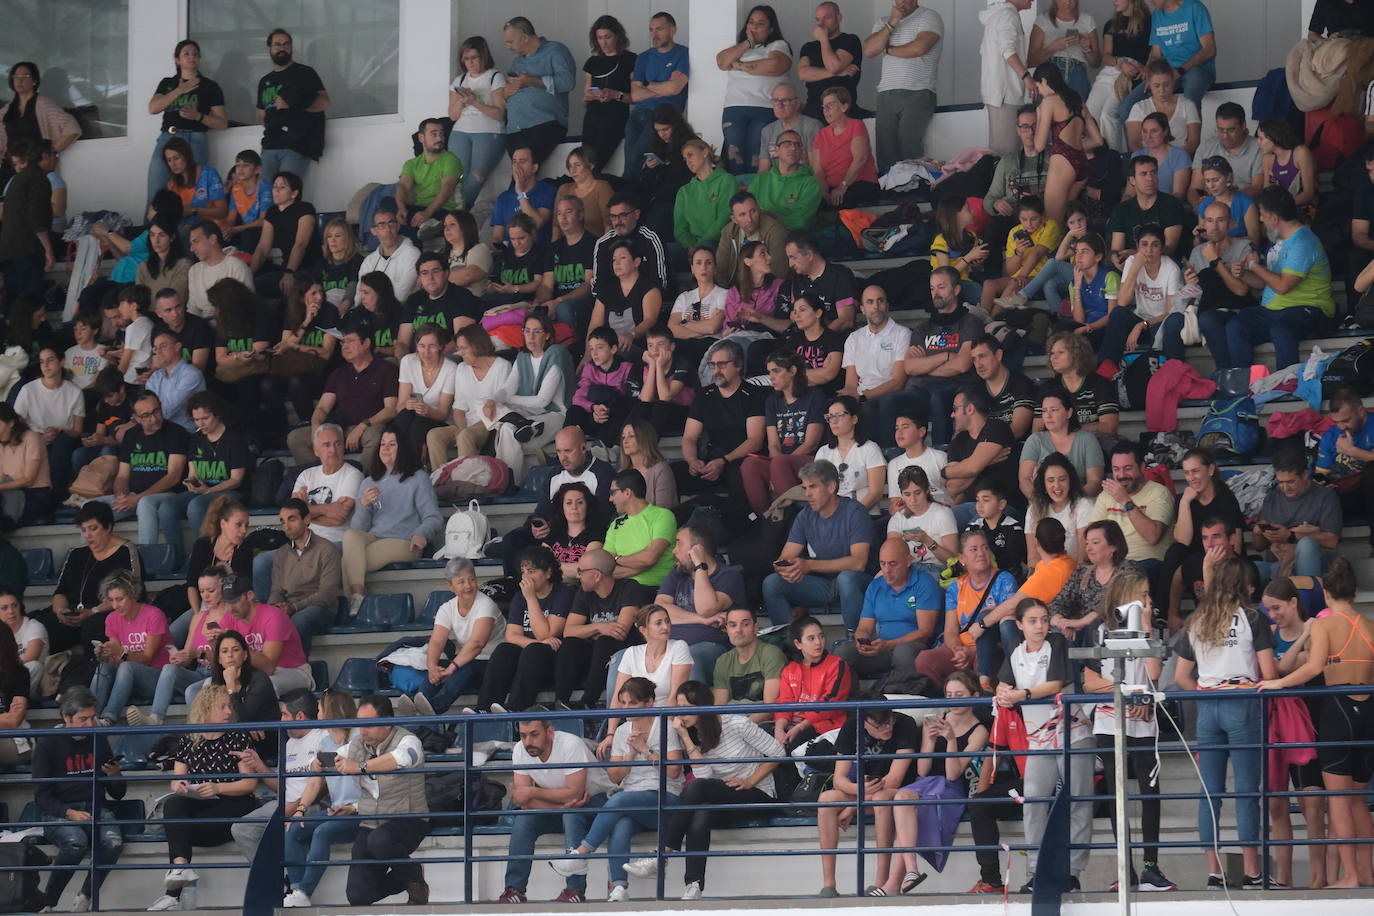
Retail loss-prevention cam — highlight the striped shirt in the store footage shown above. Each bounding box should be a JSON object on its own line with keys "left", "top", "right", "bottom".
{"left": 875, "top": 7, "right": 944, "bottom": 93}
{"left": 694, "top": 715, "right": 785, "bottom": 797}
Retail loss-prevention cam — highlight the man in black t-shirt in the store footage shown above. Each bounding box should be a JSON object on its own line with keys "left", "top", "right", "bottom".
{"left": 535, "top": 196, "right": 596, "bottom": 328}
{"left": 91, "top": 391, "right": 189, "bottom": 556}
{"left": 774, "top": 233, "right": 859, "bottom": 332}
{"left": 944, "top": 386, "right": 1019, "bottom": 516}
{"left": 971, "top": 334, "right": 1035, "bottom": 439}
{"left": 627, "top": 328, "right": 695, "bottom": 433}
{"left": 798, "top": 3, "right": 867, "bottom": 121}
{"left": 396, "top": 252, "right": 481, "bottom": 357}
{"left": 151, "top": 289, "right": 212, "bottom": 373}
{"left": 675, "top": 340, "right": 765, "bottom": 525}
{"left": 903, "top": 269, "right": 983, "bottom": 448}
{"left": 256, "top": 29, "right": 330, "bottom": 179}
{"left": 592, "top": 192, "right": 669, "bottom": 299}
{"left": 560, "top": 549, "right": 648, "bottom": 707}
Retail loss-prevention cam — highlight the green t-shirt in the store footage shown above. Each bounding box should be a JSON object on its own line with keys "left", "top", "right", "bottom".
{"left": 712, "top": 642, "right": 787, "bottom": 703}
{"left": 400, "top": 151, "right": 463, "bottom": 210}
{"left": 1107, "top": 192, "right": 1189, "bottom": 245}
{"left": 603, "top": 504, "right": 678, "bottom": 587}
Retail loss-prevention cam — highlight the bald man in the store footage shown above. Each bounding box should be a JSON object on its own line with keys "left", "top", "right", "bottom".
{"left": 1160, "top": 200, "right": 1254, "bottom": 367}
{"left": 833, "top": 537, "right": 942, "bottom": 692}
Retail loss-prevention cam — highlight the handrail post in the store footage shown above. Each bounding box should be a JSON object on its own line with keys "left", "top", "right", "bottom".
{"left": 852, "top": 710, "right": 865, "bottom": 898}
{"left": 277, "top": 723, "right": 288, "bottom": 903}
{"left": 462, "top": 716, "right": 473, "bottom": 905}
{"left": 1259, "top": 694, "right": 1270, "bottom": 888}
{"left": 90, "top": 723, "right": 101, "bottom": 913}
{"left": 657, "top": 708, "right": 668, "bottom": 902}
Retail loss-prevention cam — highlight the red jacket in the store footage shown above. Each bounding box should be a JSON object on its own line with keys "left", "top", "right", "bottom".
{"left": 777, "top": 653, "right": 853, "bottom": 733}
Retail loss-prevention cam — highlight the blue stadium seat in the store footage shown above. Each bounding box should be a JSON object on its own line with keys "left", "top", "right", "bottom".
{"left": 333, "top": 658, "right": 381, "bottom": 694}
{"left": 21, "top": 548, "right": 53, "bottom": 583}
{"left": 332, "top": 594, "right": 414, "bottom": 633}
{"left": 399, "top": 590, "right": 453, "bottom": 631}
{"left": 136, "top": 544, "right": 179, "bottom": 579}
{"left": 310, "top": 660, "right": 330, "bottom": 690}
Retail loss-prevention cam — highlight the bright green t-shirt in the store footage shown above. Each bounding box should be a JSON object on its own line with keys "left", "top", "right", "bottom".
{"left": 400, "top": 151, "right": 463, "bottom": 210}
{"left": 603, "top": 504, "right": 678, "bottom": 587}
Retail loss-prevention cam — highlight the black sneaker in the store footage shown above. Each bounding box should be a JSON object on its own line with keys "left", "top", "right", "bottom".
{"left": 1138, "top": 864, "right": 1176, "bottom": 891}
{"left": 1020, "top": 877, "right": 1079, "bottom": 894}
{"left": 1206, "top": 874, "right": 1226, "bottom": 890}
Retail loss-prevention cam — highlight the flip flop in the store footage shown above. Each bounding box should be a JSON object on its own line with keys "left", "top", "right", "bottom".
{"left": 901, "top": 871, "right": 928, "bottom": 894}
{"left": 864, "top": 886, "right": 888, "bottom": 897}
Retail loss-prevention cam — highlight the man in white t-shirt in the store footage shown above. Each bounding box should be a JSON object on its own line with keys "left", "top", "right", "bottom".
{"left": 358, "top": 209, "right": 421, "bottom": 301}
{"left": 886, "top": 409, "right": 948, "bottom": 511}
{"left": 840, "top": 284, "right": 921, "bottom": 449}
{"left": 862, "top": 0, "right": 944, "bottom": 170}
{"left": 498, "top": 719, "right": 610, "bottom": 904}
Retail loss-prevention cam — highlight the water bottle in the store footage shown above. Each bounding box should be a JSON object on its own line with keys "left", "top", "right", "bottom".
{"left": 178, "top": 882, "right": 198, "bottom": 910}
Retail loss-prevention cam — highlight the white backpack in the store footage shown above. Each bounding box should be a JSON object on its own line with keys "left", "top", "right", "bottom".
{"left": 434, "top": 499, "right": 490, "bottom": 560}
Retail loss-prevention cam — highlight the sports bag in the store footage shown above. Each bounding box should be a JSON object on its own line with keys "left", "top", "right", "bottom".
{"left": 1321, "top": 337, "right": 1374, "bottom": 396}
{"left": 431, "top": 455, "right": 511, "bottom": 500}
{"left": 433, "top": 499, "right": 490, "bottom": 560}
{"left": 1115, "top": 350, "right": 1165, "bottom": 411}
{"left": 1197, "top": 396, "right": 1262, "bottom": 458}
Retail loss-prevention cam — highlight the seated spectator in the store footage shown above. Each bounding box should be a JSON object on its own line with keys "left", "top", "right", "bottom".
{"left": 601, "top": 604, "right": 692, "bottom": 753}
{"left": 476, "top": 546, "right": 573, "bottom": 712}
{"left": 993, "top": 201, "right": 1086, "bottom": 316}
{"left": 1092, "top": 443, "right": 1174, "bottom": 582}
{"left": 673, "top": 140, "right": 735, "bottom": 250}
{"left": 267, "top": 498, "right": 340, "bottom": 656}
{"left": 33, "top": 503, "right": 142, "bottom": 655}
{"left": 981, "top": 195, "right": 1062, "bottom": 317}
{"left": 619, "top": 420, "right": 677, "bottom": 509}
{"left": 393, "top": 324, "right": 457, "bottom": 466}
{"left": 668, "top": 246, "right": 728, "bottom": 370}
{"left": 146, "top": 683, "right": 260, "bottom": 911}
{"left": 398, "top": 558, "right": 499, "bottom": 716}
{"left": 566, "top": 326, "right": 636, "bottom": 443}
{"left": 396, "top": 253, "right": 481, "bottom": 358}
{"left": 554, "top": 146, "right": 613, "bottom": 241}
{"left": 65, "top": 312, "right": 107, "bottom": 392}
{"left": 289, "top": 321, "right": 399, "bottom": 469}
{"left": 1188, "top": 102, "right": 1264, "bottom": 204}
{"left": 549, "top": 676, "right": 685, "bottom": 902}
{"left": 762, "top": 459, "right": 873, "bottom": 629}
{"left": 984, "top": 104, "right": 1050, "bottom": 228}
{"left": 817, "top": 703, "right": 919, "bottom": 897}
{"left": 268, "top": 276, "right": 340, "bottom": 420}
{"left": 842, "top": 283, "right": 919, "bottom": 451}
{"left": 979, "top": 518, "right": 1078, "bottom": 649}
{"left": 629, "top": 680, "right": 784, "bottom": 899}
{"left": 781, "top": 294, "right": 844, "bottom": 394}
{"left": 629, "top": 329, "right": 694, "bottom": 435}
{"left": 656, "top": 524, "right": 744, "bottom": 682}
{"left": 1038, "top": 331, "right": 1120, "bottom": 437}
{"left": 712, "top": 606, "right": 784, "bottom": 715}
{"left": 1174, "top": 515, "right": 1261, "bottom": 626}
{"left": 135, "top": 216, "right": 193, "bottom": 306}
{"left": 714, "top": 191, "right": 787, "bottom": 290}
{"left": 353, "top": 272, "right": 403, "bottom": 355}
{"left": 555, "top": 547, "right": 642, "bottom": 709}
{"left": 1047, "top": 519, "right": 1140, "bottom": 640}
{"left": 1317, "top": 388, "right": 1374, "bottom": 548}
{"left": 33, "top": 687, "right": 126, "bottom": 910}
{"left": 202, "top": 628, "right": 279, "bottom": 753}
{"left": 143, "top": 330, "right": 202, "bottom": 436}
{"left": 500, "top": 309, "right": 571, "bottom": 455}
{"left": 491, "top": 147, "right": 555, "bottom": 246}
{"left": 151, "top": 289, "right": 214, "bottom": 374}
{"left": 208, "top": 278, "right": 275, "bottom": 431}
{"left": 776, "top": 231, "right": 860, "bottom": 332}
{"left": 1125, "top": 60, "right": 1201, "bottom": 155}
{"left": 222, "top": 151, "right": 272, "bottom": 248}
{"left": 264, "top": 424, "right": 361, "bottom": 599}
{"left": 316, "top": 218, "right": 364, "bottom": 313}
{"left": 485, "top": 213, "right": 545, "bottom": 307}
{"left": 430, "top": 325, "right": 516, "bottom": 467}
{"left": 741, "top": 351, "right": 824, "bottom": 516}
{"left": 1108, "top": 156, "right": 1187, "bottom": 268}
{"left": 1054, "top": 233, "right": 1118, "bottom": 346}
{"left": 749, "top": 129, "right": 822, "bottom": 231}
{"left": 811, "top": 87, "right": 879, "bottom": 207}
{"left": 594, "top": 192, "right": 670, "bottom": 301}
{"left": 638, "top": 106, "right": 696, "bottom": 236}
{"left": 1227, "top": 187, "right": 1334, "bottom": 372}
{"left": 394, "top": 118, "right": 461, "bottom": 232}
{"left": 112, "top": 285, "right": 155, "bottom": 386}
{"left": 1194, "top": 156, "right": 1259, "bottom": 244}
{"left": 1257, "top": 117, "right": 1316, "bottom": 210}
{"left": 83, "top": 192, "right": 184, "bottom": 315}
{"left": 588, "top": 238, "right": 664, "bottom": 355}
{"left": 14, "top": 347, "right": 82, "bottom": 498}
{"left": 358, "top": 209, "right": 420, "bottom": 303}
{"left": 943, "top": 387, "right": 1018, "bottom": 513}
{"left": 674, "top": 339, "right": 765, "bottom": 524}
{"left": 835, "top": 537, "right": 942, "bottom": 693}
{"left": 1161, "top": 447, "right": 1245, "bottom": 629}
{"left": 775, "top": 613, "right": 851, "bottom": 755}
{"left": 1169, "top": 199, "right": 1255, "bottom": 368}
{"left": 887, "top": 410, "right": 948, "bottom": 511}
{"left": 161, "top": 137, "right": 227, "bottom": 226}
{"left": 1098, "top": 223, "right": 1182, "bottom": 367}
{"left": 886, "top": 464, "right": 958, "bottom": 572}
{"left": 0, "top": 620, "right": 27, "bottom": 764}
{"left": 816, "top": 394, "right": 886, "bottom": 511}
{"left": 1253, "top": 444, "right": 1342, "bottom": 581}
{"left": 604, "top": 468, "right": 677, "bottom": 587}
{"left": 249, "top": 172, "right": 319, "bottom": 298}
{"left": 497, "top": 716, "right": 611, "bottom": 905}
{"left": 335, "top": 695, "right": 432, "bottom": 906}
{"left": 1, "top": 589, "right": 46, "bottom": 684}
{"left": 1025, "top": 453, "right": 1094, "bottom": 564}
{"left": 1018, "top": 389, "right": 1105, "bottom": 501}
{"left": 915, "top": 530, "right": 1018, "bottom": 688}
{"left": 1131, "top": 112, "right": 1191, "bottom": 199}
{"left": 931, "top": 196, "right": 992, "bottom": 305}
{"left": 442, "top": 209, "right": 494, "bottom": 300}
{"left": 971, "top": 334, "right": 1035, "bottom": 440}
{"left": 965, "top": 479, "right": 1027, "bottom": 577}
{"left": 342, "top": 427, "right": 443, "bottom": 613}
{"left": 88, "top": 391, "right": 188, "bottom": 549}
{"left": 535, "top": 197, "right": 595, "bottom": 327}
{"left": 167, "top": 495, "right": 252, "bottom": 633}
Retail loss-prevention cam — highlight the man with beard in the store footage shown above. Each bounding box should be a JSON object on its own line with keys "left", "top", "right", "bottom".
{"left": 655, "top": 525, "right": 746, "bottom": 684}
{"left": 674, "top": 339, "right": 764, "bottom": 525}
{"left": 903, "top": 267, "right": 983, "bottom": 448}
{"left": 839, "top": 283, "right": 918, "bottom": 450}
{"left": 255, "top": 29, "right": 330, "bottom": 180}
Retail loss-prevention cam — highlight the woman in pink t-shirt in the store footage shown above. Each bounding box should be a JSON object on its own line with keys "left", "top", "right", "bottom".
{"left": 810, "top": 87, "right": 879, "bottom": 209}
{"left": 91, "top": 569, "right": 171, "bottom": 722}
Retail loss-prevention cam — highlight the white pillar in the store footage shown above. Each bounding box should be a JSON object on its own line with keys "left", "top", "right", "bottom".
{"left": 1300, "top": 0, "right": 1317, "bottom": 37}
{"left": 687, "top": 0, "right": 735, "bottom": 149}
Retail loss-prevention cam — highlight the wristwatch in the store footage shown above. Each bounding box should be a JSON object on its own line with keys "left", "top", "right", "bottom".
{"left": 693, "top": 562, "right": 709, "bottom": 572}
{"left": 1122, "top": 501, "right": 1138, "bottom": 513}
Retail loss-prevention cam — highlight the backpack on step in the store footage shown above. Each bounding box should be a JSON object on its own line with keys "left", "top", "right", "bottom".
{"left": 431, "top": 455, "right": 511, "bottom": 500}
{"left": 434, "top": 499, "right": 490, "bottom": 560}
{"left": 1115, "top": 350, "right": 1165, "bottom": 411}
{"left": 1321, "top": 337, "right": 1374, "bottom": 396}
{"left": 1197, "top": 396, "right": 1262, "bottom": 458}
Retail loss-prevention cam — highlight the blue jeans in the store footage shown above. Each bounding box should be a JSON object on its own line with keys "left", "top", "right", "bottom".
{"left": 286, "top": 812, "right": 361, "bottom": 897}
{"left": 88, "top": 491, "right": 185, "bottom": 557}
{"left": 261, "top": 148, "right": 312, "bottom": 183}
{"left": 951, "top": 501, "right": 979, "bottom": 531}
{"left": 621, "top": 107, "right": 658, "bottom": 184}
{"left": 1097, "top": 306, "right": 1146, "bottom": 366}
{"left": 1020, "top": 259, "right": 1074, "bottom": 310}
{"left": 721, "top": 106, "right": 776, "bottom": 175}
{"left": 1117, "top": 66, "right": 1215, "bottom": 124}
{"left": 252, "top": 549, "right": 276, "bottom": 602}
{"left": 160, "top": 489, "right": 240, "bottom": 544}
{"left": 1256, "top": 536, "right": 1331, "bottom": 581}
{"left": 1223, "top": 305, "right": 1326, "bottom": 372}
{"left": 1195, "top": 696, "right": 1261, "bottom": 847}
{"left": 504, "top": 797, "right": 605, "bottom": 893}
{"left": 147, "top": 130, "right": 210, "bottom": 209}
{"left": 448, "top": 131, "right": 506, "bottom": 209}
{"left": 152, "top": 663, "right": 206, "bottom": 719}
{"left": 91, "top": 660, "right": 160, "bottom": 716}
{"left": 46, "top": 434, "right": 79, "bottom": 497}
{"left": 43, "top": 810, "right": 124, "bottom": 906}
{"left": 555, "top": 295, "right": 593, "bottom": 329}
{"left": 415, "top": 659, "right": 487, "bottom": 714}
{"left": 908, "top": 380, "right": 962, "bottom": 449}
{"left": 960, "top": 279, "right": 984, "bottom": 306}
{"left": 687, "top": 641, "right": 729, "bottom": 685}
{"left": 71, "top": 444, "right": 115, "bottom": 475}
{"left": 291, "top": 604, "right": 332, "bottom": 656}
{"left": 859, "top": 388, "right": 928, "bottom": 450}
{"left": 579, "top": 789, "right": 677, "bottom": 886}
{"left": 761, "top": 570, "right": 869, "bottom": 631}
{"left": 1158, "top": 308, "right": 1238, "bottom": 367}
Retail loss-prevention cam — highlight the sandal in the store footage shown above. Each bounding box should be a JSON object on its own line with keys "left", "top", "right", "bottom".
{"left": 901, "top": 871, "right": 928, "bottom": 894}
{"left": 864, "top": 886, "right": 887, "bottom": 897}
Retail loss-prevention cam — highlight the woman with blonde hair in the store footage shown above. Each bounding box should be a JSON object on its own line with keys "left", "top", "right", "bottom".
{"left": 1086, "top": 0, "right": 1152, "bottom": 151}
{"left": 673, "top": 139, "right": 736, "bottom": 248}
{"left": 619, "top": 420, "right": 677, "bottom": 509}
{"left": 317, "top": 217, "right": 364, "bottom": 312}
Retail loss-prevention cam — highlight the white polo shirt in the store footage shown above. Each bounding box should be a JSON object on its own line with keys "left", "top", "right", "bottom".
{"left": 841, "top": 318, "right": 911, "bottom": 394}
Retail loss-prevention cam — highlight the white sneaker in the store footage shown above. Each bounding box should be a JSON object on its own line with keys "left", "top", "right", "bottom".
{"left": 146, "top": 896, "right": 178, "bottom": 911}
{"left": 608, "top": 885, "right": 630, "bottom": 903}
{"left": 282, "top": 889, "right": 313, "bottom": 908}
{"left": 624, "top": 857, "right": 659, "bottom": 878}
{"left": 412, "top": 692, "right": 436, "bottom": 718}
{"left": 489, "top": 702, "right": 508, "bottom": 714}
{"left": 69, "top": 893, "right": 91, "bottom": 913}
{"left": 164, "top": 867, "right": 198, "bottom": 890}
{"left": 348, "top": 593, "right": 365, "bottom": 615}
{"left": 393, "top": 694, "right": 417, "bottom": 718}
{"left": 549, "top": 849, "right": 589, "bottom": 877}
{"left": 681, "top": 881, "right": 703, "bottom": 901}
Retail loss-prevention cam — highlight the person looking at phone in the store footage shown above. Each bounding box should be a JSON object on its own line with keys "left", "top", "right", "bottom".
{"left": 34, "top": 501, "right": 142, "bottom": 655}
{"left": 1252, "top": 444, "right": 1342, "bottom": 582}
{"left": 621, "top": 13, "right": 690, "bottom": 185}
{"left": 834, "top": 537, "right": 942, "bottom": 693}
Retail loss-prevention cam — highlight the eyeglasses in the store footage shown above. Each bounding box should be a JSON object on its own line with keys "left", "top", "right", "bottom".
{"left": 1016, "top": 122, "right": 1036, "bottom": 131}
{"left": 134, "top": 410, "right": 161, "bottom": 420}
{"left": 824, "top": 411, "right": 850, "bottom": 422}
{"left": 772, "top": 97, "right": 798, "bottom": 106}
{"left": 776, "top": 140, "right": 801, "bottom": 148}
{"left": 707, "top": 359, "right": 734, "bottom": 369}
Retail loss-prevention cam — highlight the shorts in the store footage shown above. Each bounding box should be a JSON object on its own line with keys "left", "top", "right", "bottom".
{"left": 1318, "top": 693, "right": 1374, "bottom": 782}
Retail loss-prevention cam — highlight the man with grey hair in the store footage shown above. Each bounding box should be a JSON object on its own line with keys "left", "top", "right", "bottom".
{"left": 757, "top": 83, "right": 822, "bottom": 173}
{"left": 761, "top": 459, "right": 874, "bottom": 631}
{"left": 534, "top": 194, "right": 596, "bottom": 327}
{"left": 675, "top": 339, "right": 765, "bottom": 526}
{"left": 494, "top": 16, "right": 577, "bottom": 163}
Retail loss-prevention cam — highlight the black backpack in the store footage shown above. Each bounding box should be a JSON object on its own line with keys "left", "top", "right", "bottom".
{"left": 249, "top": 459, "right": 285, "bottom": 509}
{"left": 1322, "top": 338, "right": 1374, "bottom": 396}
{"left": 0, "top": 840, "right": 49, "bottom": 914}
{"left": 424, "top": 770, "right": 507, "bottom": 828}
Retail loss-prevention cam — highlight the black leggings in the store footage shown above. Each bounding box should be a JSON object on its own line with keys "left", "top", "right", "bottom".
{"left": 1095, "top": 733, "right": 1162, "bottom": 864}
{"left": 553, "top": 635, "right": 630, "bottom": 707}
{"left": 162, "top": 793, "right": 258, "bottom": 863}
{"left": 478, "top": 642, "right": 556, "bottom": 710}
{"left": 969, "top": 772, "right": 1023, "bottom": 886}
{"left": 664, "top": 777, "right": 774, "bottom": 888}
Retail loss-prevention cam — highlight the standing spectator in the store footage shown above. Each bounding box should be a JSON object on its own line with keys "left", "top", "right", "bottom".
{"left": 1253, "top": 445, "right": 1342, "bottom": 581}
{"left": 268, "top": 498, "right": 341, "bottom": 656}
{"left": 756, "top": 84, "right": 821, "bottom": 174}
{"left": 14, "top": 347, "right": 82, "bottom": 499}
{"left": 712, "top": 607, "right": 786, "bottom": 713}
{"left": 1188, "top": 102, "right": 1264, "bottom": 203}
{"left": 1309, "top": 0, "right": 1374, "bottom": 38}
{"left": 495, "top": 17, "right": 577, "bottom": 163}
{"left": 1092, "top": 442, "right": 1174, "bottom": 579}
{"left": 90, "top": 570, "right": 170, "bottom": 722}
{"left": 358, "top": 209, "right": 421, "bottom": 302}
{"left": 90, "top": 391, "right": 188, "bottom": 549}
{"left": 491, "top": 147, "right": 556, "bottom": 247}
{"left": 0, "top": 139, "right": 55, "bottom": 302}
{"left": 555, "top": 547, "right": 641, "bottom": 709}
{"left": 656, "top": 525, "right": 745, "bottom": 683}
{"left": 673, "top": 141, "right": 735, "bottom": 249}
{"left": 335, "top": 696, "right": 431, "bottom": 905}
{"left": 475, "top": 546, "right": 574, "bottom": 712}
{"left": 255, "top": 29, "right": 329, "bottom": 181}
{"left": 288, "top": 322, "right": 399, "bottom": 468}
{"left": 762, "top": 459, "right": 873, "bottom": 630}
{"left": 840, "top": 284, "right": 917, "bottom": 449}
{"left": 716, "top": 6, "right": 793, "bottom": 176}
{"left": 1031, "top": 64, "right": 1098, "bottom": 225}
{"left": 798, "top": 2, "right": 865, "bottom": 121}
{"left": 980, "top": 0, "right": 1035, "bottom": 154}
{"left": 342, "top": 428, "right": 443, "bottom": 614}
{"left": 1317, "top": 388, "right": 1374, "bottom": 550}
{"left": 186, "top": 221, "right": 252, "bottom": 321}
{"left": 624, "top": 14, "right": 691, "bottom": 185}
{"left": 905, "top": 270, "right": 984, "bottom": 449}
{"left": 1115, "top": 0, "right": 1217, "bottom": 122}
{"left": 811, "top": 88, "right": 879, "bottom": 207}
{"left": 749, "top": 129, "right": 823, "bottom": 231}
{"left": 835, "top": 537, "right": 942, "bottom": 693}
{"left": 33, "top": 688, "right": 126, "bottom": 912}
{"left": 862, "top": 0, "right": 945, "bottom": 170}
{"left": 448, "top": 37, "right": 508, "bottom": 210}
{"left": 146, "top": 41, "right": 226, "bottom": 206}
{"left": 409, "top": 558, "right": 499, "bottom": 716}
{"left": 1029, "top": 0, "right": 1100, "bottom": 103}
{"left": 741, "top": 351, "right": 824, "bottom": 516}
{"left": 1085, "top": 0, "right": 1150, "bottom": 150}
{"left": 394, "top": 119, "right": 461, "bottom": 232}
{"left": 579, "top": 17, "right": 636, "bottom": 179}
{"left": 1226, "top": 187, "right": 1334, "bottom": 371}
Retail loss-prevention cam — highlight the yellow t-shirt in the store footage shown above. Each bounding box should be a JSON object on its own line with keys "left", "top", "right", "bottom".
{"left": 1003, "top": 218, "right": 1062, "bottom": 278}
{"left": 929, "top": 231, "right": 984, "bottom": 280}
